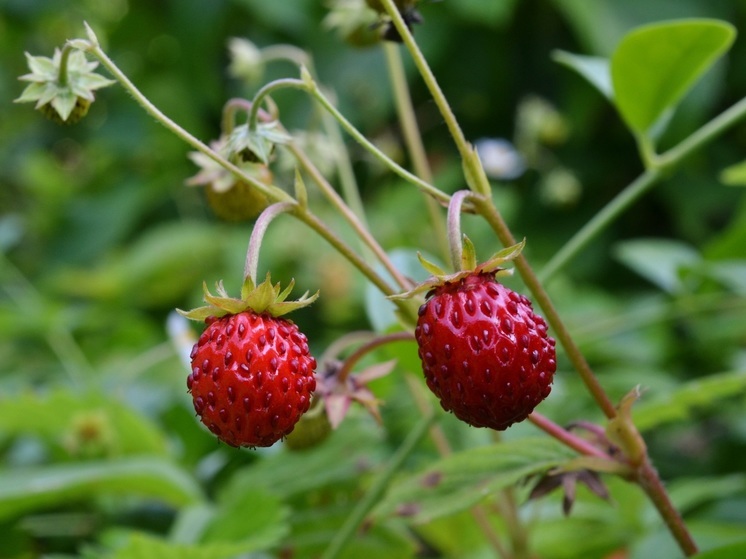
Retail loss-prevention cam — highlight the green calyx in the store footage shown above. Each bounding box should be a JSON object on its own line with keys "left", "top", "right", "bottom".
{"left": 178, "top": 273, "right": 319, "bottom": 321}
{"left": 15, "top": 47, "right": 114, "bottom": 123}
{"left": 390, "top": 238, "right": 525, "bottom": 300}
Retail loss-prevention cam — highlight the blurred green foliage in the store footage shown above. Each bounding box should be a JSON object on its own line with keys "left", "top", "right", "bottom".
{"left": 2, "top": 1, "right": 746, "bottom": 558}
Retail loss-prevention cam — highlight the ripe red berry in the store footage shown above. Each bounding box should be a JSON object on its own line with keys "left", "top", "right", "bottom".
{"left": 415, "top": 272, "right": 556, "bottom": 431}
{"left": 187, "top": 311, "right": 316, "bottom": 448}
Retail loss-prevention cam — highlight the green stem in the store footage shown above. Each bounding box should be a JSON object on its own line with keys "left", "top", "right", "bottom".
{"left": 320, "top": 412, "right": 436, "bottom": 559}
{"left": 287, "top": 141, "right": 412, "bottom": 291}
{"left": 248, "top": 78, "right": 307, "bottom": 132}
{"left": 383, "top": 42, "right": 450, "bottom": 263}
{"left": 244, "top": 202, "right": 296, "bottom": 284}
{"left": 85, "top": 42, "right": 290, "bottom": 203}
{"left": 57, "top": 43, "right": 75, "bottom": 87}
{"left": 221, "top": 98, "right": 253, "bottom": 135}
{"left": 307, "top": 83, "right": 451, "bottom": 204}
{"left": 539, "top": 168, "right": 663, "bottom": 282}
{"left": 260, "top": 44, "right": 312, "bottom": 70}
{"left": 541, "top": 94, "right": 746, "bottom": 282}
{"left": 379, "top": 0, "right": 492, "bottom": 198}
{"left": 472, "top": 196, "right": 618, "bottom": 419}
{"left": 447, "top": 191, "right": 473, "bottom": 271}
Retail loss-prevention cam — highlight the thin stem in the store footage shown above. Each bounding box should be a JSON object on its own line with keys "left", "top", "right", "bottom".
{"left": 657, "top": 94, "right": 746, "bottom": 169}
{"left": 637, "top": 460, "right": 699, "bottom": 556}
{"left": 540, "top": 94, "right": 746, "bottom": 282}
{"left": 447, "top": 191, "right": 472, "bottom": 271}
{"left": 85, "top": 42, "right": 290, "bottom": 203}
{"left": 260, "top": 44, "right": 311, "bottom": 69}
{"left": 379, "top": 0, "right": 492, "bottom": 197}
{"left": 472, "top": 195, "right": 618, "bottom": 419}
{"left": 287, "top": 142, "right": 412, "bottom": 291}
{"left": 539, "top": 168, "right": 662, "bottom": 283}
{"left": 383, "top": 42, "right": 450, "bottom": 263}
{"left": 337, "top": 331, "right": 414, "bottom": 382}
{"left": 244, "top": 202, "right": 296, "bottom": 284}
{"left": 307, "top": 83, "right": 451, "bottom": 204}
{"left": 320, "top": 412, "right": 436, "bottom": 559}
{"left": 57, "top": 43, "right": 74, "bottom": 87}
{"left": 248, "top": 78, "right": 307, "bottom": 132}
{"left": 293, "top": 209, "right": 419, "bottom": 325}
{"left": 221, "top": 98, "right": 253, "bottom": 134}
{"left": 528, "top": 413, "right": 611, "bottom": 459}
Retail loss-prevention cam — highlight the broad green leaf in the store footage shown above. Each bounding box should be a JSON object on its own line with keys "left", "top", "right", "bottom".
{"left": 633, "top": 370, "right": 746, "bottom": 432}
{"left": 552, "top": 50, "right": 613, "bottom": 99}
{"left": 667, "top": 475, "right": 746, "bottom": 514}
{"left": 372, "top": 438, "right": 575, "bottom": 524}
{"left": 613, "top": 238, "right": 701, "bottom": 294}
{"left": 0, "top": 458, "right": 203, "bottom": 521}
{"left": 611, "top": 19, "right": 736, "bottom": 134}
{"left": 0, "top": 390, "right": 168, "bottom": 457}
{"left": 694, "top": 540, "right": 746, "bottom": 559}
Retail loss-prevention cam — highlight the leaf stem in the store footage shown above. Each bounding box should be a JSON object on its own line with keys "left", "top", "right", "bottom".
{"left": 540, "top": 93, "right": 746, "bottom": 282}
{"left": 57, "top": 43, "right": 74, "bottom": 87}
{"left": 447, "top": 191, "right": 472, "bottom": 271}
{"left": 319, "top": 411, "right": 436, "bottom": 559}
{"left": 337, "top": 331, "right": 414, "bottom": 383}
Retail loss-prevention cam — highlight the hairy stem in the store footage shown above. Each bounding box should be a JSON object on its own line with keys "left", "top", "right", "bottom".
{"left": 528, "top": 413, "right": 611, "bottom": 459}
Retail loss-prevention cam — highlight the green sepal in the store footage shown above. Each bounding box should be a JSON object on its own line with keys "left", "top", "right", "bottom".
{"left": 178, "top": 273, "right": 318, "bottom": 322}
{"left": 555, "top": 456, "right": 633, "bottom": 477}
{"left": 390, "top": 239, "right": 525, "bottom": 300}
{"left": 460, "top": 235, "right": 478, "bottom": 271}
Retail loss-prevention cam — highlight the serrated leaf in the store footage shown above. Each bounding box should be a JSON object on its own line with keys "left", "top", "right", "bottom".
{"left": 108, "top": 532, "right": 262, "bottom": 559}
{"left": 552, "top": 50, "right": 613, "bottom": 99}
{"left": 611, "top": 19, "right": 736, "bottom": 134}
{"left": 633, "top": 370, "right": 746, "bottom": 432}
{"left": 0, "top": 458, "right": 203, "bottom": 522}
{"left": 372, "top": 438, "right": 575, "bottom": 524}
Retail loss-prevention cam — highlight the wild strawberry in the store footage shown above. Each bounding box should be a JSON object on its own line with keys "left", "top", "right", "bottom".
{"left": 397, "top": 241, "right": 555, "bottom": 430}
{"left": 179, "top": 275, "right": 318, "bottom": 447}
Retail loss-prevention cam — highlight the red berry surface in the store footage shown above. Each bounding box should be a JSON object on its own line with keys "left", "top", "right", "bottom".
{"left": 187, "top": 311, "right": 316, "bottom": 447}
{"left": 415, "top": 273, "right": 556, "bottom": 430}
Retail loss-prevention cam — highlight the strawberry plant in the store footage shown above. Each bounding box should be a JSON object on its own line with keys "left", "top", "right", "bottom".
{"left": 4, "top": 2, "right": 746, "bottom": 559}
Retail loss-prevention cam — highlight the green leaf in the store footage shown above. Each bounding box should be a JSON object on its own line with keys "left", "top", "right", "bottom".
{"left": 694, "top": 541, "right": 746, "bottom": 559}
{"left": 611, "top": 19, "right": 736, "bottom": 134}
{"left": 201, "top": 487, "right": 289, "bottom": 551}
{"left": 107, "top": 532, "right": 261, "bottom": 559}
{"left": 0, "top": 458, "right": 203, "bottom": 522}
{"left": 613, "top": 238, "right": 701, "bottom": 294}
{"left": 633, "top": 370, "right": 746, "bottom": 432}
{"left": 552, "top": 50, "right": 613, "bottom": 99}
{"left": 372, "top": 438, "right": 575, "bottom": 524}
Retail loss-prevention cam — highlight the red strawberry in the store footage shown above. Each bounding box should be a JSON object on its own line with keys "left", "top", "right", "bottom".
{"left": 415, "top": 272, "right": 555, "bottom": 430}
{"left": 179, "top": 274, "right": 318, "bottom": 447}
{"left": 397, "top": 240, "right": 555, "bottom": 431}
